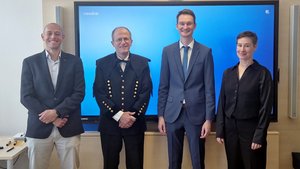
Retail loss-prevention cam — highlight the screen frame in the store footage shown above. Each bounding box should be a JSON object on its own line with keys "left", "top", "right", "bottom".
{"left": 74, "top": 0, "right": 279, "bottom": 123}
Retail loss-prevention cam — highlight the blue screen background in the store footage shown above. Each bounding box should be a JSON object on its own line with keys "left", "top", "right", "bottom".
{"left": 77, "top": 4, "right": 275, "bottom": 116}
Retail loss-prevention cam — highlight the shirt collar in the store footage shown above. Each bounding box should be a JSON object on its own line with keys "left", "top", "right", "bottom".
{"left": 231, "top": 59, "right": 259, "bottom": 70}
{"left": 179, "top": 39, "right": 194, "bottom": 49}
{"left": 116, "top": 53, "right": 130, "bottom": 61}
{"left": 45, "top": 50, "right": 61, "bottom": 61}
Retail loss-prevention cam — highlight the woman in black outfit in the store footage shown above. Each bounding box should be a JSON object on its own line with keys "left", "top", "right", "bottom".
{"left": 216, "top": 31, "right": 273, "bottom": 169}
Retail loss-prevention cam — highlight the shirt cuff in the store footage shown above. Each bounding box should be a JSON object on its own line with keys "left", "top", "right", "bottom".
{"left": 113, "top": 111, "right": 124, "bottom": 121}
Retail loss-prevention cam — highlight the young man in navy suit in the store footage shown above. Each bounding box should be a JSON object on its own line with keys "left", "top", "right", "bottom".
{"left": 21, "top": 23, "right": 85, "bottom": 169}
{"left": 158, "top": 9, "right": 215, "bottom": 169}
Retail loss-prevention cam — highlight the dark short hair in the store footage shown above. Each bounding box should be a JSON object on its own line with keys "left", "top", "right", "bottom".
{"left": 176, "top": 9, "right": 196, "bottom": 24}
{"left": 236, "top": 31, "right": 258, "bottom": 45}
{"left": 111, "top": 26, "right": 132, "bottom": 41}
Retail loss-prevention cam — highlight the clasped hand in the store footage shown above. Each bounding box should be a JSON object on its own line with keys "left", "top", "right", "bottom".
{"left": 39, "top": 109, "right": 68, "bottom": 128}
{"left": 119, "top": 112, "right": 136, "bottom": 128}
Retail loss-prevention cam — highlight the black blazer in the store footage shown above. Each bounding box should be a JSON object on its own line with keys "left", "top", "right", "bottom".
{"left": 216, "top": 60, "right": 273, "bottom": 144}
{"left": 21, "top": 50, "right": 85, "bottom": 139}
{"left": 93, "top": 53, "right": 152, "bottom": 135}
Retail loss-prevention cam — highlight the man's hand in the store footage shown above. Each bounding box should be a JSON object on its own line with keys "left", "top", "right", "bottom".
{"left": 53, "top": 118, "right": 68, "bottom": 128}
{"left": 158, "top": 116, "right": 166, "bottom": 134}
{"left": 39, "top": 109, "right": 58, "bottom": 124}
{"left": 119, "top": 112, "right": 136, "bottom": 128}
{"left": 200, "top": 120, "right": 211, "bottom": 138}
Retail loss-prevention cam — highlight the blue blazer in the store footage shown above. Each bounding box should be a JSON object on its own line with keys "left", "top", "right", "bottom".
{"left": 158, "top": 41, "right": 215, "bottom": 125}
{"left": 21, "top": 50, "right": 85, "bottom": 139}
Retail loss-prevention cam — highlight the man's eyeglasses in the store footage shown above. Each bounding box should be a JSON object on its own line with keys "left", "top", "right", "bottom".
{"left": 114, "top": 37, "right": 131, "bottom": 43}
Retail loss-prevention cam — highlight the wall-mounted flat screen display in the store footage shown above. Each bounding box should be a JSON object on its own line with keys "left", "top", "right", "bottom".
{"left": 74, "top": 1, "right": 279, "bottom": 122}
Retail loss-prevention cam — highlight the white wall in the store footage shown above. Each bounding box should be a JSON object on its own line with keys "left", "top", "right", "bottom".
{"left": 0, "top": 0, "right": 43, "bottom": 136}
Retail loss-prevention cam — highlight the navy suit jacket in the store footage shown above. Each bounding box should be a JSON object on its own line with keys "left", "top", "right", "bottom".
{"left": 21, "top": 50, "right": 85, "bottom": 139}
{"left": 158, "top": 41, "right": 215, "bottom": 125}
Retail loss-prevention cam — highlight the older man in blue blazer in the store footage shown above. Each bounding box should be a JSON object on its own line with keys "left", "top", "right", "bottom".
{"left": 158, "top": 9, "right": 215, "bottom": 169}
{"left": 21, "top": 23, "right": 85, "bottom": 169}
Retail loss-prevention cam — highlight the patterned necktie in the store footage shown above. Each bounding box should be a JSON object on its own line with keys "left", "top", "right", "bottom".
{"left": 182, "top": 46, "right": 189, "bottom": 79}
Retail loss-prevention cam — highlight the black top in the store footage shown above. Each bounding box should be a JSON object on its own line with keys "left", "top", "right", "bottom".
{"left": 216, "top": 60, "right": 273, "bottom": 144}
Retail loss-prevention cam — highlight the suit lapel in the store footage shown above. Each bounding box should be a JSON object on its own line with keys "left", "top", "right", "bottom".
{"left": 40, "top": 51, "right": 56, "bottom": 93}
{"left": 185, "top": 42, "right": 200, "bottom": 81}
{"left": 173, "top": 43, "right": 185, "bottom": 81}
{"left": 55, "top": 52, "right": 66, "bottom": 94}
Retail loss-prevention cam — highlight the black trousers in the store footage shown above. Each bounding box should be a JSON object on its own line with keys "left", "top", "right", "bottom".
{"left": 100, "top": 133, "right": 144, "bottom": 169}
{"left": 224, "top": 117, "right": 267, "bottom": 169}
